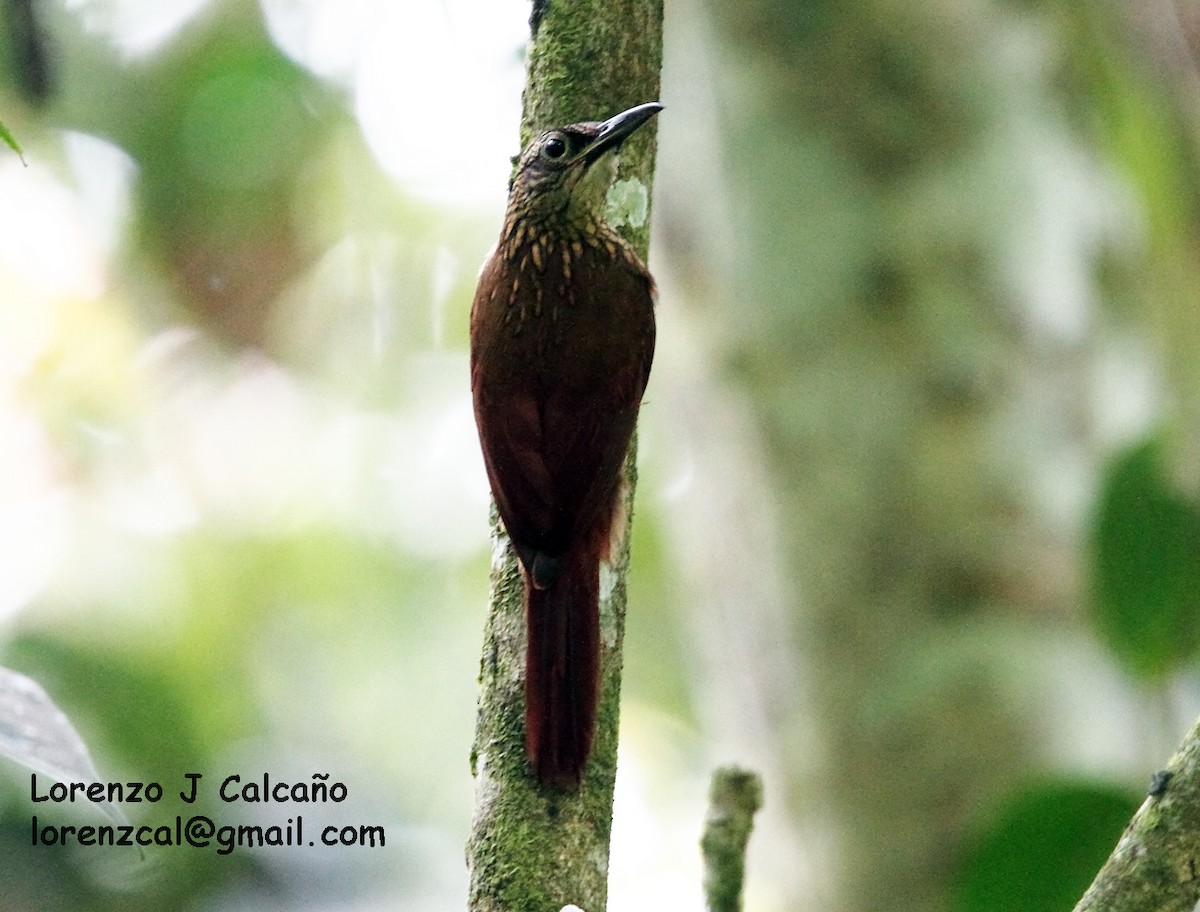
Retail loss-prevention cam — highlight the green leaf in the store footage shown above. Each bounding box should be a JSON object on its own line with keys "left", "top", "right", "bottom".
{"left": 953, "top": 780, "right": 1137, "bottom": 912}
{"left": 1090, "top": 438, "right": 1200, "bottom": 681}
{"left": 0, "top": 119, "right": 26, "bottom": 164}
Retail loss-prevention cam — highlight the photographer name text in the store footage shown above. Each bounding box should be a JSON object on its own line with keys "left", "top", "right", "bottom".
{"left": 28, "top": 773, "right": 384, "bottom": 856}
{"left": 30, "top": 772, "right": 348, "bottom": 805}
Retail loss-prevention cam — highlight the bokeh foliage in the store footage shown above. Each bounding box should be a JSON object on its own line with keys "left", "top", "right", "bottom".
{"left": 697, "top": 0, "right": 1200, "bottom": 909}
{"left": 4, "top": 0, "right": 1200, "bottom": 910}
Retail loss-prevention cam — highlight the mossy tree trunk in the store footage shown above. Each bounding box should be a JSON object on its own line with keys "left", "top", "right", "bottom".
{"left": 465, "top": 2, "right": 663, "bottom": 911}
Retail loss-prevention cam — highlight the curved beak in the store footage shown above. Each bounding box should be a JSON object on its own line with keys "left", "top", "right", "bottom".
{"left": 583, "top": 102, "right": 663, "bottom": 163}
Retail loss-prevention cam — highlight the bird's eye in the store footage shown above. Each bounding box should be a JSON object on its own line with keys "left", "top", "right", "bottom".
{"left": 542, "top": 136, "right": 568, "bottom": 159}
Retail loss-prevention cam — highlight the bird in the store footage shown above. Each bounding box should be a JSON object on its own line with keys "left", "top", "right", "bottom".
{"left": 470, "top": 102, "right": 662, "bottom": 788}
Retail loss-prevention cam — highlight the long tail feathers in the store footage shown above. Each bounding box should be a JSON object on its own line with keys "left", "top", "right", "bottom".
{"left": 524, "top": 549, "right": 600, "bottom": 789}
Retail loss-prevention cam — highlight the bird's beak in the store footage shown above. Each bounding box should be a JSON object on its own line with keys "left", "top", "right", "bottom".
{"left": 583, "top": 102, "right": 663, "bottom": 164}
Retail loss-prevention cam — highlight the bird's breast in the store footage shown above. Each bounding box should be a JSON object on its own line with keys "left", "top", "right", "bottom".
{"left": 470, "top": 225, "right": 655, "bottom": 395}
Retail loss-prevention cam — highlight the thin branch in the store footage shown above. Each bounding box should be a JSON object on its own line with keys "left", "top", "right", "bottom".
{"left": 702, "top": 766, "right": 763, "bottom": 912}
{"left": 1073, "top": 715, "right": 1200, "bottom": 912}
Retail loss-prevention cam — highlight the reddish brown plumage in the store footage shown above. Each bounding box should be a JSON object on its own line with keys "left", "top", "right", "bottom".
{"left": 470, "top": 104, "right": 660, "bottom": 787}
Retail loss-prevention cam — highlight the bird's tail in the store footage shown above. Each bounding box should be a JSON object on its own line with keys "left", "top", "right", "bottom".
{"left": 524, "top": 547, "right": 600, "bottom": 789}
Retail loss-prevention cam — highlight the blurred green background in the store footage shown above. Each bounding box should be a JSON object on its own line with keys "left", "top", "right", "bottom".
{"left": 3, "top": 0, "right": 1200, "bottom": 909}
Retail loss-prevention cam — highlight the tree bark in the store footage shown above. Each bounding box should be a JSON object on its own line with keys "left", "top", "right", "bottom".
{"left": 702, "top": 767, "right": 764, "bottom": 912}
{"left": 1073, "top": 715, "right": 1200, "bottom": 912}
{"left": 465, "top": 2, "right": 663, "bottom": 911}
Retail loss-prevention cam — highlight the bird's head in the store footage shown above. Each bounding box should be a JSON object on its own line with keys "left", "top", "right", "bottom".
{"left": 507, "top": 102, "right": 662, "bottom": 228}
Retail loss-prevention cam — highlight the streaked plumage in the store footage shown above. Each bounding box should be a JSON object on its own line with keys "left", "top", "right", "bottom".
{"left": 470, "top": 102, "right": 661, "bottom": 787}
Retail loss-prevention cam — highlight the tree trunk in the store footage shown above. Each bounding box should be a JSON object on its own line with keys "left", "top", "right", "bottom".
{"left": 465, "top": 2, "right": 663, "bottom": 910}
